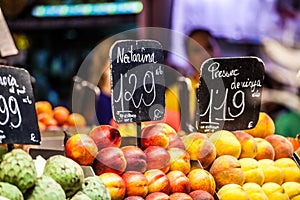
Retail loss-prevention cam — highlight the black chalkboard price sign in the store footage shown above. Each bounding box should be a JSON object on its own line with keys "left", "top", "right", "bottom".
{"left": 0, "top": 65, "right": 40, "bottom": 145}
{"left": 197, "top": 57, "right": 265, "bottom": 133}
{"left": 110, "top": 40, "right": 165, "bottom": 123}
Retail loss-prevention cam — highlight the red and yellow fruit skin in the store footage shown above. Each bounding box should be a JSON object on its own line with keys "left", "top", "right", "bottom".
{"left": 65, "top": 134, "right": 98, "bottom": 166}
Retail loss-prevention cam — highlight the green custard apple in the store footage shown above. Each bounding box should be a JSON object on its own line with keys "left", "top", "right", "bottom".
{"left": 0, "top": 182, "right": 23, "bottom": 200}
{"left": 25, "top": 175, "right": 66, "bottom": 200}
{"left": 43, "top": 155, "right": 84, "bottom": 197}
{"left": 71, "top": 191, "right": 92, "bottom": 200}
{"left": 81, "top": 176, "right": 111, "bottom": 200}
{"left": 0, "top": 149, "right": 37, "bottom": 193}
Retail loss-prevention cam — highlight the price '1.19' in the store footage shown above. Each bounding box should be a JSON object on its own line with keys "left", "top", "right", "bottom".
{"left": 200, "top": 88, "right": 245, "bottom": 125}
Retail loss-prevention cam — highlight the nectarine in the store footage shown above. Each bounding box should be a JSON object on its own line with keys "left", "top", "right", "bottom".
{"left": 99, "top": 172, "right": 126, "bottom": 200}
{"left": 145, "top": 192, "right": 170, "bottom": 200}
{"left": 169, "top": 192, "right": 192, "bottom": 200}
{"left": 141, "top": 123, "right": 176, "bottom": 149}
{"left": 121, "top": 146, "right": 147, "bottom": 173}
{"left": 122, "top": 171, "right": 148, "bottom": 198}
{"left": 144, "top": 146, "right": 171, "bottom": 173}
{"left": 65, "top": 133, "right": 98, "bottom": 166}
{"left": 93, "top": 146, "right": 126, "bottom": 175}
{"left": 189, "top": 190, "right": 214, "bottom": 200}
{"left": 168, "top": 148, "right": 191, "bottom": 175}
{"left": 167, "top": 170, "right": 191, "bottom": 194}
{"left": 144, "top": 169, "right": 170, "bottom": 194}
{"left": 182, "top": 132, "right": 216, "bottom": 169}
{"left": 89, "top": 125, "right": 121, "bottom": 150}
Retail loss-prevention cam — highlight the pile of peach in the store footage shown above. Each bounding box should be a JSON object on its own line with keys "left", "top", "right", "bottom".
{"left": 64, "top": 112, "right": 300, "bottom": 200}
{"left": 65, "top": 123, "right": 216, "bottom": 200}
{"left": 208, "top": 112, "right": 300, "bottom": 200}
{"left": 35, "top": 101, "right": 86, "bottom": 131}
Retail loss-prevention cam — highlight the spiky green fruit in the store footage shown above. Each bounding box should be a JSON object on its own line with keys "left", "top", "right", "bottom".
{"left": 71, "top": 191, "right": 92, "bottom": 200}
{"left": 43, "top": 155, "right": 84, "bottom": 197}
{"left": 25, "top": 175, "right": 66, "bottom": 200}
{"left": 0, "top": 182, "right": 23, "bottom": 200}
{"left": 0, "top": 149, "right": 37, "bottom": 193}
{"left": 81, "top": 176, "right": 111, "bottom": 200}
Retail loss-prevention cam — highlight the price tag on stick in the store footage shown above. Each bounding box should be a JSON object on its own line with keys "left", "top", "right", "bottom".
{"left": 0, "top": 65, "right": 40, "bottom": 145}
{"left": 197, "top": 57, "right": 265, "bottom": 133}
{"left": 110, "top": 40, "right": 165, "bottom": 124}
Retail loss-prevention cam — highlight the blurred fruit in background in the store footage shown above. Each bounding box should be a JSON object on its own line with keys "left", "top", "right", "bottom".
{"left": 53, "top": 106, "right": 70, "bottom": 125}
{"left": 286, "top": 134, "right": 300, "bottom": 152}
{"left": 66, "top": 113, "right": 86, "bottom": 128}
{"left": 35, "top": 101, "right": 52, "bottom": 115}
{"left": 35, "top": 101, "right": 87, "bottom": 130}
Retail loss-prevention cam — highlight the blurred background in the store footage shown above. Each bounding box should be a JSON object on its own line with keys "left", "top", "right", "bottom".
{"left": 1, "top": 0, "right": 300, "bottom": 133}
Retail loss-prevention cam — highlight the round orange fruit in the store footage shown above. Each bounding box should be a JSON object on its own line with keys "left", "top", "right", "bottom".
{"left": 65, "top": 133, "right": 98, "bottom": 166}
{"left": 35, "top": 101, "right": 52, "bottom": 115}
{"left": 53, "top": 106, "right": 70, "bottom": 125}
{"left": 67, "top": 113, "right": 87, "bottom": 127}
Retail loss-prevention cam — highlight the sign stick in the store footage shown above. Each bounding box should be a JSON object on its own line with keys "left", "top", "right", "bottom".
{"left": 137, "top": 122, "right": 142, "bottom": 148}
{"left": 7, "top": 144, "right": 14, "bottom": 152}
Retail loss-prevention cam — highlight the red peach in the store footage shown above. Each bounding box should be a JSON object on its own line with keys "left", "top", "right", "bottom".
{"left": 93, "top": 146, "right": 126, "bottom": 175}
{"left": 121, "top": 146, "right": 147, "bottom": 173}
{"left": 189, "top": 190, "right": 214, "bottom": 200}
{"left": 122, "top": 171, "right": 148, "bottom": 198}
{"left": 145, "top": 192, "right": 170, "bottom": 200}
{"left": 167, "top": 170, "right": 191, "bottom": 194}
{"left": 89, "top": 125, "right": 121, "bottom": 150}
{"left": 144, "top": 169, "right": 170, "bottom": 194}
{"left": 144, "top": 146, "right": 171, "bottom": 173}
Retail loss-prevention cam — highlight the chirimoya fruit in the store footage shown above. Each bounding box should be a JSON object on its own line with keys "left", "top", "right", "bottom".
{"left": 81, "top": 176, "right": 111, "bottom": 200}
{"left": 0, "top": 149, "right": 37, "bottom": 193}
{"left": 25, "top": 175, "right": 66, "bottom": 200}
{"left": 71, "top": 191, "right": 92, "bottom": 200}
{"left": 0, "top": 182, "right": 23, "bottom": 200}
{"left": 43, "top": 155, "right": 84, "bottom": 197}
